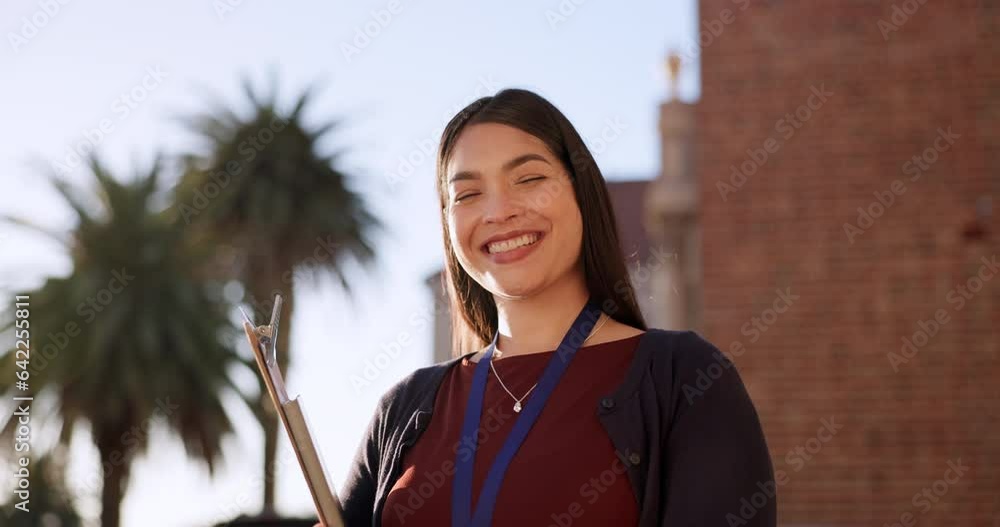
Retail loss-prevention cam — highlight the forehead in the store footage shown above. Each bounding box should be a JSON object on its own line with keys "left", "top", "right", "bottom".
{"left": 446, "top": 123, "right": 555, "bottom": 176}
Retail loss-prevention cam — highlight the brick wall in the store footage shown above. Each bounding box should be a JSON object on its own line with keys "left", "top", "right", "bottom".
{"left": 695, "top": 0, "right": 999, "bottom": 525}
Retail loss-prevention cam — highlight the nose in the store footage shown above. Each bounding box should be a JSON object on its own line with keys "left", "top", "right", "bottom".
{"left": 482, "top": 187, "right": 523, "bottom": 224}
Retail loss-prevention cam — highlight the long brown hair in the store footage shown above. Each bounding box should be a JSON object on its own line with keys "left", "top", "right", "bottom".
{"left": 436, "top": 88, "right": 646, "bottom": 357}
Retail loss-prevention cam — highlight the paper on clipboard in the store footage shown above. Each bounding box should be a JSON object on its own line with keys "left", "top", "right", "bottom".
{"left": 240, "top": 295, "right": 345, "bottom": 527}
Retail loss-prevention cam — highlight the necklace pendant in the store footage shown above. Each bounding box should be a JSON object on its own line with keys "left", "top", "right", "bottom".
{"left": 513, "top": 401, "right": 522, "bottom": 413}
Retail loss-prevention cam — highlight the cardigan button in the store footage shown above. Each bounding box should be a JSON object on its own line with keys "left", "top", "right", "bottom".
{"left": 600, "top": 397, "right": 615, "bottom": 410}
{"left": 628, "top": 452, "right": 642, "bottom": 466}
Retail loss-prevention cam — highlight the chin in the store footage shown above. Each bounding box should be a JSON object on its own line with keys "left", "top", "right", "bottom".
{"left": 484, "top": 274, "right": 548, "bottom": 300}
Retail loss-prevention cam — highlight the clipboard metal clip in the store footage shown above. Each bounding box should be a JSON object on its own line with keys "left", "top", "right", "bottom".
{"left": 239, "top": 293, "right": 283, "bottom": 367}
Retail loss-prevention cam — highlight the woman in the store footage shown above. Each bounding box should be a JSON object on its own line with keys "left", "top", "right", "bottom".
{"left": 334, "top": 88, "right": 776, "bottom": 526}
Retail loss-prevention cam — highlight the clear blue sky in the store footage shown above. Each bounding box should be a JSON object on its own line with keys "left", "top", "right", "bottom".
{"left": 0, "top": 0, "right": 698, "bottom": 524}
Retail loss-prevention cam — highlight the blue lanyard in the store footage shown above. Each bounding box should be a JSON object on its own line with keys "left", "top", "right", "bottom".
{"left": 451, "top": 300, "right": 603, "bottom": 527}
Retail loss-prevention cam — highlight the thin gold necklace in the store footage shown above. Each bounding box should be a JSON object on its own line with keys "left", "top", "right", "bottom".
{"left": 489, "top": 313, "right": 608, "bottom": 413}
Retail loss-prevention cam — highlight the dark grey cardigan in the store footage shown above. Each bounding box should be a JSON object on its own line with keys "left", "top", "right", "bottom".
{"left": 339, "top": 328, "right": 777, "bottom": 526}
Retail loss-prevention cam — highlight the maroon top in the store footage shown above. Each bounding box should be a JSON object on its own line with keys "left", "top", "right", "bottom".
{"left": 381, "top": 334, "right": 645, "bottom": 526}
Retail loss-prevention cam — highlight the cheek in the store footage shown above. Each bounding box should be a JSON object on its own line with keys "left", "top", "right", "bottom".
{"left": 447, "top": 210, "right": 476, "bottom": 260}
{"left": 557, "top": 207, "right": 584, "bottom": 254}
{"left": 539, "top": 186, "right": 582, "bottom": 242}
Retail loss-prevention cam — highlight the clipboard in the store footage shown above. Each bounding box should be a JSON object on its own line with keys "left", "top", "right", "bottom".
{"left": 240, "top": 294, "right": 345, "bottom": 527}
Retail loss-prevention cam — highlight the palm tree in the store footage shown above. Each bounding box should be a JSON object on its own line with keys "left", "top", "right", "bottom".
{"left": 173, "top": 77, "right": 380, "bottom": 512}
{"left": 0, "top": 156, "right": 257, "bottom": 527}
{"left": 0, "top": 447, "right": 82, "bottom": 526}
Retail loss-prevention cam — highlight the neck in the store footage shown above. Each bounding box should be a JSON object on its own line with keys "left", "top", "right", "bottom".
{"left": 493, "top": 269, "right": 592, "bottom": 358}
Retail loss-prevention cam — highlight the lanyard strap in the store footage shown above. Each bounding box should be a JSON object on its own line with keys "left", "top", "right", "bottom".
{"left": 451, "top": 300, "right": 603, "bottom": 527}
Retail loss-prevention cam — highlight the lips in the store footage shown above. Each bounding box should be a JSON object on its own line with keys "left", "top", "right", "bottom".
{"left": 480, "top": 230, "right": 546, "bottom": 265}
{"left": 480, "top": 230, "right": 544, "bottom": 254}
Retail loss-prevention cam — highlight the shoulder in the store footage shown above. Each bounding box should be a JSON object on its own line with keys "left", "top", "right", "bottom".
{"left": 639, "top": 328, "right": 745, "bottom": 401}
{"left": 639, "top": 328, "right": 733, "bottom": 371}
{"left": 373, "top": 353, "right": 469, "bottom": 419}
{"left": 592, "top": 317, "right": 646, "bottom": 343}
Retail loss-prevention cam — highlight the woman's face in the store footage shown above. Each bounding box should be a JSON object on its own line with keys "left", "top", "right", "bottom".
{"left": 444, "top": 123, "right": 584, "bottom": 299}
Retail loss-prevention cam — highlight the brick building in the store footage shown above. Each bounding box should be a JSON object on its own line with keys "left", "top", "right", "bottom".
{"left": 692, "top": 1, "right": 998, "bottom": 524}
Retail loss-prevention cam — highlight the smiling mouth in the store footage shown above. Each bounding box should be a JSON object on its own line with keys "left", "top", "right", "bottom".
{"left": 483, "top": 232, "right": 543, "bottom": 254}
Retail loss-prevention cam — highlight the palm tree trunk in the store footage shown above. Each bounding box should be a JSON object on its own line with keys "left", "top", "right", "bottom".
{"left": 247, "top": 252, "right": 294, "bottom": 514}
{"left": 97, "top": 427, "right": 130, "bottom": 527}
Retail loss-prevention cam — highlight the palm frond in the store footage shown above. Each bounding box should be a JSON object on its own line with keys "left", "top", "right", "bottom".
{"left": 0, "top": 214, "right": 70, "bottom": 247}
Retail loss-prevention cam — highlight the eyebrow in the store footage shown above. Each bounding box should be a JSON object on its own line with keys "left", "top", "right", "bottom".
{"left": 448, "top": 153, "right": 552, "bottom": 184}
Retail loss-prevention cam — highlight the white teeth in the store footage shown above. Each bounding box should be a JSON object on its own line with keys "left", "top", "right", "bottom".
{"left": 487, "top": 233, "right": 540, "bottom": 254}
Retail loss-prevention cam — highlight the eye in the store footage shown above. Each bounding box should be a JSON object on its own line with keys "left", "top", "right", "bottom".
{"left": 454, "top": 192, "right": 480, "bottom": 203}
{"left": 518, "top": 175, "right": 547, "bottom": 184}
